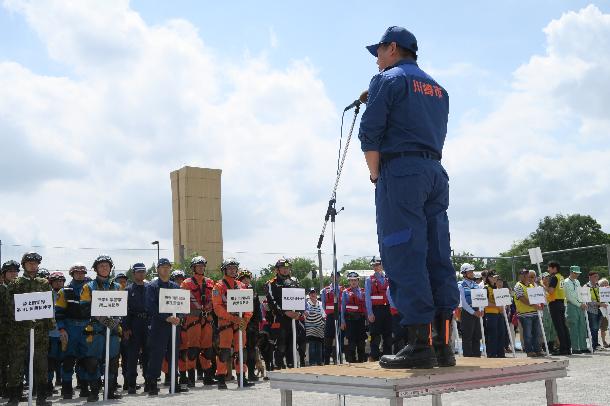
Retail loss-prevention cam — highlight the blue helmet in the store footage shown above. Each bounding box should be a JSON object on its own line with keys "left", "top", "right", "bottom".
{"left": 132, "top": 262, "right": 147, "bottom": 272}
{"left": 157, "top": 258, "right": 172, "bottom": 268}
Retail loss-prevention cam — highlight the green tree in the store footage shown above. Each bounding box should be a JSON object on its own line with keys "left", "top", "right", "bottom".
{"left": 497, "top": 214, "right": 610, "bottom": 282}
{"left": 341, "top": 257, "right": 372, "bottom": 273}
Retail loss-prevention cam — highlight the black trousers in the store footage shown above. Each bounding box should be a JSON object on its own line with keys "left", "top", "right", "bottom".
{"left": 369, "top": 305, "right": 393, "bottom": 360}
{"left": 461, "top": 311, "right": 481, "bottom": 357}
{"left": 549, "top": 300, "right": 571, "bottom": 352}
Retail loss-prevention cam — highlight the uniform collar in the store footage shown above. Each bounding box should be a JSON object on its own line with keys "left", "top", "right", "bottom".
{"left": 383, "top": 58, "right": 418, "bottom": 72}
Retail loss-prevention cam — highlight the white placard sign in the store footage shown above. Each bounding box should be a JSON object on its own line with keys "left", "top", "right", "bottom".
{"left": 528, "top": 247, "right": 543, "bottom": 265}
{"left": 159, "top": 288, "right": 190, "bottom": 314}
{"left": 227, "top": 289, "right": 254, "bottom": 313}
{"left": 493, "top": 288, "right": 512, "bottom": 307}
{"left": 14, "top": 291, "right": 54, "bottom": 321}
{"left": 471, "top": 289, "right": 489, "bottom": 308}
{"left": 527, "top": 287, "right": 547, "bottom": 305}
{"left": 578, "top": 287, "right": 592, "bottom": 303}
{"left": 282, "top": 288, "right": 306, "bottom": 311}
{"left": 599, "top": 287, "right": 610, "bottom": 303}
{"left": 91, "top": 290, "right": 128, "bottom": 317}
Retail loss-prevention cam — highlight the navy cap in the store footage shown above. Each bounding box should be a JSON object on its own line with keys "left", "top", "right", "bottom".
{"left": 157, "top": 258, "right": 172, "bottom": 268}
{"left": 366, "top": 26, "right": 418, "bottom": 57}
{"left": 132, "top": 262, "right": 146, "bottom": 272}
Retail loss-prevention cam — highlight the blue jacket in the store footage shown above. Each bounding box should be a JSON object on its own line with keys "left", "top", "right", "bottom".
{"left": 358, "top": 60, "right": 449, "bottom": 157}
{"left": 125, "top": 281, "right": 148, "bottom": 330}
{"left": 145, "top": 278, "right": 180, "bottom": 325}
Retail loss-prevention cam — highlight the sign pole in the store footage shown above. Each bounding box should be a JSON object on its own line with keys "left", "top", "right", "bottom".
{"left": 452, "top": 316, "right": 461, "bottom": 355}
{"left": 292, "top": 318, "right": 298, "bottom": 368}
{"left": 28, "top": 327, "right": 34, "bottom": 406}
{"left": 583, "top": 307, "right": 594, "bottom": 353}
{"left": 238, "top": 311, "right": 244, "bottom": 388}
{"left": 535, "top": 262, "right": 550, "bottom": 355}
{"left": 104, "top": 326, "right": 110, "bottom": 400}
{"left": 478, "top": 307, "right": 487, "bottom": 357}
{"left": 171, "top": 312, "right": 176, "bottom": 394}
{"left": 502, "top": 308, "right": 516, "bottom": 357}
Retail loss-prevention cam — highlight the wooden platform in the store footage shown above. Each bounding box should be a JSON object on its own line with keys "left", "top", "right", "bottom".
{"left": 269, "top": 357, "right": 569, "bottom": 406}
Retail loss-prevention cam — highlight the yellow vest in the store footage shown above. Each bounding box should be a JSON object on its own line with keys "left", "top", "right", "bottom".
{"left": 514, "top": 281, "right": 537, "bottom": 314}
{"left": 484, "top": 285, "right": 500, "bottom": 314}
{"left": 547, "top": 273, "right": 566, "bottom": 302}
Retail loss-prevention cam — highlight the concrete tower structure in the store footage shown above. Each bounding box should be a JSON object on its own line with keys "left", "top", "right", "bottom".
{"left": 170, "top": 166, "right": 223, "bottom": 269}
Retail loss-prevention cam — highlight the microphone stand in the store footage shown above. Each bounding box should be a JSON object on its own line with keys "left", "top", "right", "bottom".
{"left": 316, "top": 103, "right": 361, "bottom": 406}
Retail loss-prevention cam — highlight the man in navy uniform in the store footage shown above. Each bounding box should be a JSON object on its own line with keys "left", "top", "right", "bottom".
{"left": 359, "top": 26, "right": 459, "bottom": 369}
{"left": 123, "top": 263, "right": 148, "bottom": 394}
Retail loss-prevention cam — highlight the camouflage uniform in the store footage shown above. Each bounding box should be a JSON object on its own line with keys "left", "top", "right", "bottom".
{"left": 7, "top": 274, "right": 54, "bottom": 403}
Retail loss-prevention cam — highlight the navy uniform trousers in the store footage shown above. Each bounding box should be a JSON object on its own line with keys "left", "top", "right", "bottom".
{"left": 376, "top": 156, "right": 459, "bottom": 326}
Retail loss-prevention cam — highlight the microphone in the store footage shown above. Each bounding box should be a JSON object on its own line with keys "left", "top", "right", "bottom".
{"left": 344, "top": 90, "right": 368, "bottom": 111}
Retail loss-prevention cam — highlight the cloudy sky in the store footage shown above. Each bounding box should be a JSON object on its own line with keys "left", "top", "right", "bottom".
{"left": 1, "top": 0, "right": 609, "bottom": 271}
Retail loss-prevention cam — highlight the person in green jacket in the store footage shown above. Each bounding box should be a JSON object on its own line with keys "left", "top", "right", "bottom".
{"left": 564, "top": 265, "right": 589, "bottom": 354}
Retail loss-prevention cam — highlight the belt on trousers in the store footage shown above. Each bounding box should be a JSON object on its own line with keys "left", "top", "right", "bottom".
{"left": 381, "top": 150, "right": 440, "bottom": 162}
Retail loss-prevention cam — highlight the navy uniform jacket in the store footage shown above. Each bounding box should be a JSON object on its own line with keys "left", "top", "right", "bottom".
{"left": 124, "top": 281, "right": 148, "bottom": 331}
{"left": 358, "top": 59, "right": 449, "bottom": 157}
{"left": 145, "top": 278, "right": 180, "bottom": 326}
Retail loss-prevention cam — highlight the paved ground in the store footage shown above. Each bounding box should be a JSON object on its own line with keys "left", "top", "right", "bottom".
{"left": 47, "top": 352, "right": 609, "bottom": 405}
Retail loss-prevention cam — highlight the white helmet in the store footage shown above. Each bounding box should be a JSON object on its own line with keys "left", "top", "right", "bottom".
{"left": 460, "top": 263, "right": 475, "bottom": 274}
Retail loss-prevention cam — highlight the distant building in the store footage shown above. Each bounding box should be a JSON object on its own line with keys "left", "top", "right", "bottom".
{"left": 170, "top": 166, "right": 223, "bottom": 269}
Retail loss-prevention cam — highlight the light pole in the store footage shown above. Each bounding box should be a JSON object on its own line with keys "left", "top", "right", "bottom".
{"left": 151, "top": 241, "right": 159, "bottom": 264}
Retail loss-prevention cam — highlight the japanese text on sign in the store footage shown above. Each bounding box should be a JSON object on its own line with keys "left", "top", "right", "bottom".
{"left": 159, "top": 288, "right": 190, "bottom": 314}
{"left": 527, "top": 287, "right": 546, "bottom": 305}
{"left": 282, "top": 288, "right": 306, "bottom": 311}
{"left": 14, "top": 291, "right": 54, "bottom": 321}
{"left": 227, "top": 289, "right": 254, "bottom": 313}
{"left": 599, "top": 287, "right": 610, "bottom": 303}
{"left": 471, "top": 289, "right": 488, "bottom": 308}
{"left": 528, "top": 247, "right": 543, "bottom": 265}
{"left": 578, "top": 287, "right": 592, "bottom": 304}
{"left": 91, "top": 290, "right": 128, "bottom": 317}
{"left": 493, "top": 288, "right": 512, "bottom": 307}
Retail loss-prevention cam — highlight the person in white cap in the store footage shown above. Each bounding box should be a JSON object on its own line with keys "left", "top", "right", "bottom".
{"left": 458, "top": 263, "right": 482, "bottom": 357}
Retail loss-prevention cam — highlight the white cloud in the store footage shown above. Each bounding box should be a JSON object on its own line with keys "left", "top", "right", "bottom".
{"left": 445, "top": 4, "right": 610, "bottom": 255}
{"left": 1, "top": 1, "right": 609, "bottom": 272}
{"left": 0, "top": 0, "right": 345, "bottom": 270}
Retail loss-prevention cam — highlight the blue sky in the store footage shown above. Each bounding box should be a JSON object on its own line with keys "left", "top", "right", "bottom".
{"left": 1, "top": 1, "right": 609, "bottom": 270}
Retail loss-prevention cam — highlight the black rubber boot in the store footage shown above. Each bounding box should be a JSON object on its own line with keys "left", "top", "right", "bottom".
{"left": 108, "top": 383, "right": 122, "bottom": 400}
{"left": 187, "top": 369, "right": 196, "bottom": 388}
{"left": 163, "top": 373, "right": 171, "bottom": 387}
{"left": 147, "top": 380, "right": 159, "bottom": 396}
{"left": 380, "top": 324, "right": 438, "bottom": 369}
{"left": 216, "top": 376, "right": 227, "bottom": 390}
{"left": 86, "top": 381, "right": 100, "bottom": 402}
{"left": 36, "top": 385, "right": 51, "bottom": 406}
{"left": 247, "top": 361, "right": 258, "bottom": 382}
{"left": 61, "top": 381, "right": 74, "bottom": 399}
{"left": 6, "top": 387, "right": 20, "bottom": 406}
{"left": 202, "top": 368, "right": 215, "bottom": 385}
{"left": 79, "top": 381, "right": 90, "bottom": 398}
{"left": 433, "top": 314, "right": 456, "bottom": 367}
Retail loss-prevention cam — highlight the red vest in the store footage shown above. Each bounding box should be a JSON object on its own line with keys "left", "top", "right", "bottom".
{"left": 370, "top": 274, "right": 389, "bottom": 306}
{"left": 323, "top": 286, "right": 342, "bottom": 315}
{"left": 345, "top": 288, "right": 365, "bottom": 314}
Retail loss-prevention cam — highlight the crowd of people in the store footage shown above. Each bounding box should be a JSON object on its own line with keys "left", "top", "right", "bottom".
{"left": 1, "top": 252, "right": 607, "bottom": 405}
{"left": 457, "top": 261, "right": 609, "bottom": 358}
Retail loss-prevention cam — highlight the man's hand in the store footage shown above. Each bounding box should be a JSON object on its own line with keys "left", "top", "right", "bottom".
{"left": 285, "top": 311, "right": 300, "bottom": 320}
{"left": 166, "top": 316, "right": 180, "bottom": 326}
{"left": 341, "top": 322, "right": 346, "bottom": 331}
{"left": 59, "top": 329, "right": 69, "bottom": 344}
{"left": 601, "top": 303, "right": 608, "bottom": 308}
{"left": 239, "top": 318, "right": 248, "bottom": 331}
{"left": 123, "top": 329, "right": 132, "bottom": 340}
{"left": 580, "top": 303, "right": 588, "bottom": 311}
{"left": 368, "top": 314, "right": 375, "bottom": 323}
{"left": 474, "top": 310, "right": 483, "bottom": 318}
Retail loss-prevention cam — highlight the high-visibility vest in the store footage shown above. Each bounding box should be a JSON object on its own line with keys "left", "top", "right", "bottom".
{"left": 548, "top": 273, "right": 566, "bottom": 302}
{"left": 345, "top": 288, "right": 365, "bottom": 314}
{"left": 484, "top": 285, "right": 500, "bottom": 314}
{"left": 369, "top": 274, "right": 389, "bottom": 306}
{"left": 514, "top": 281, "right": 537, "bottom": 315}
